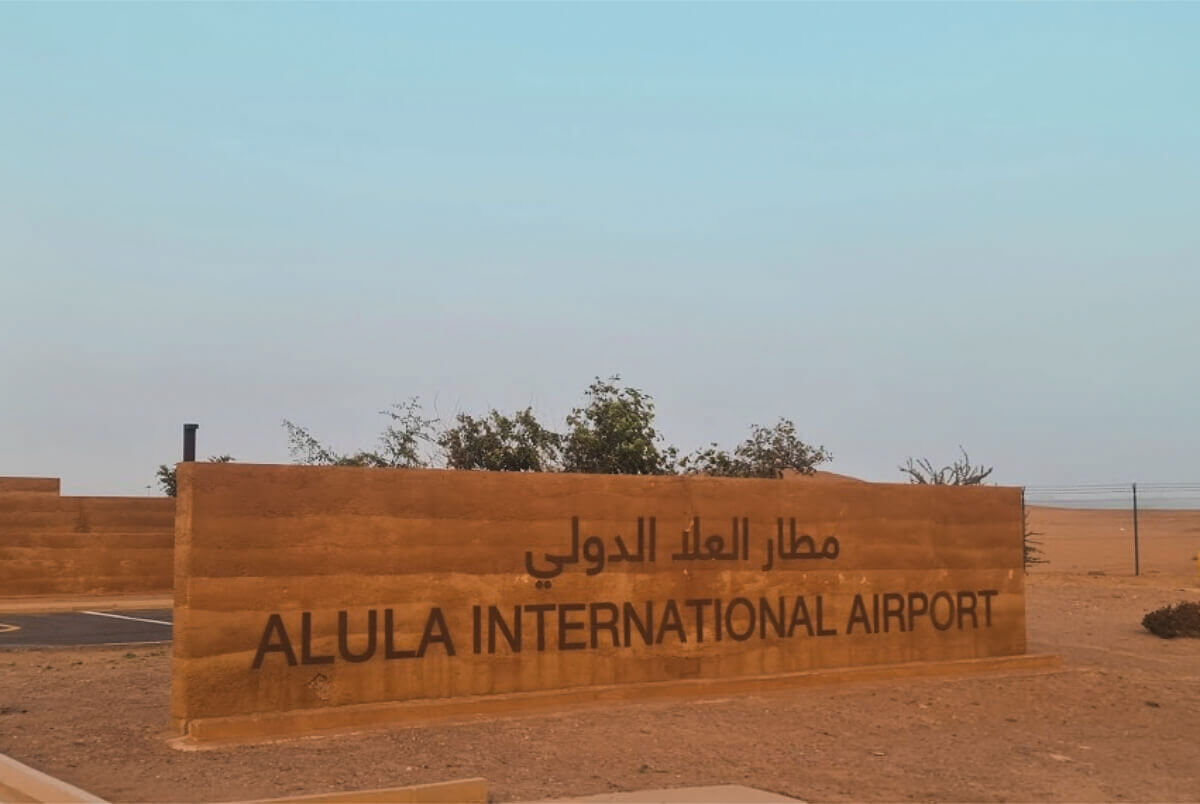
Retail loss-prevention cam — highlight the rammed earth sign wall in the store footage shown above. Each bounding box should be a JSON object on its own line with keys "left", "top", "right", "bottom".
{"left": 171, "top": 463, "right": 1035, "bottom": 740}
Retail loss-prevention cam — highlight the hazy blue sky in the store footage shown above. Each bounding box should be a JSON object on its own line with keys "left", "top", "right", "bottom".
{"left": 2, "top": 3, "right": 1197, "bottom": 496}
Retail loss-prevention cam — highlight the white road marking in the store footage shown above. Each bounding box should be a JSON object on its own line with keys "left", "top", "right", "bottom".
{"left": 0, "top": 623, "right": 19, "bottom": 633}
{"left": 79, "top": 610, "right": 172, "bottom": 627}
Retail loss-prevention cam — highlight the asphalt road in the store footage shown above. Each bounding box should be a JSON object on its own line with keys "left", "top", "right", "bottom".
{"left": 0, "top": 608, "right": 172, "bottom": 648}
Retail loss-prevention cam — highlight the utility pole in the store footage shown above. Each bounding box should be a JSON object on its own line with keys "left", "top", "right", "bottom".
{"left": 1132, "top": 482, "right": 1140, "bottom": 577}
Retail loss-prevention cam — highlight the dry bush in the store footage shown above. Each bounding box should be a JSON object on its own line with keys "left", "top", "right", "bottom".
{"left": 1142, "top": 601, "right": 1200, "bottom": 639}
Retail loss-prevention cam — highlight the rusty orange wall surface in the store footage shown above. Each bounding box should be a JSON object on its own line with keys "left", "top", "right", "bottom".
{"left": 172, "top": 463, "right": 1027, "bottom": 739}
{"left": 0, "top": 493, "right": 175, "bottom": 596}
{"left": 0, "top": 477, "right": 61, "bottom": 496}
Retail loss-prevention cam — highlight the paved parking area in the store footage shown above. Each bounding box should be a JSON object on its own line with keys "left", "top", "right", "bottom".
{"left": 0, "top": 608, "right": 171, "bottom": 648}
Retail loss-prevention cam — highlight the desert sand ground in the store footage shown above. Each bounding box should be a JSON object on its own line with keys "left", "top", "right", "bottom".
{"left": 1027, "top": 506, "right": 1199, "bottom": 578}
{"left": 1, "top": 508, "right": 1198, "bottom": 803}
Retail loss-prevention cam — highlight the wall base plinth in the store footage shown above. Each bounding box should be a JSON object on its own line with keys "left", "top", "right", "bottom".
{"left": 172, "top": 653, "right": 1061, "bottom": 747}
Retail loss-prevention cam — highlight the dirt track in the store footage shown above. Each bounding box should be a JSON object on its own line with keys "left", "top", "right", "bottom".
{"left": 1, "top": 508, "right": 1198, "bottom": 803}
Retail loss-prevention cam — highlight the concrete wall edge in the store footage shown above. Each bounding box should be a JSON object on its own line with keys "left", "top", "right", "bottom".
{"left": 238, "top": 777, "right": 489, "bottom": 803}
{"left": 0, "top": 752, "right": 108, "bottom": 803}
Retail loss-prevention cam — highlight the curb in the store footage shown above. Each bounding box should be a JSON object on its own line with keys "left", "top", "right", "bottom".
{"left": 0, "top": 596, "right": 173, "bottom": 615}
{"left": 0, "top": 753, "right": 107, "bottom": 803}
{"left": 240, "top": 777, "right": 488, "bottom": 803}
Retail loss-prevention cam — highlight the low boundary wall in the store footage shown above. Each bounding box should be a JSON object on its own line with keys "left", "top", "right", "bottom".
{"left": 0, "top": 486, "right": 174, "bottom": 597}
{"left": 0, "top": 477, "right": 60, "bottom": 496}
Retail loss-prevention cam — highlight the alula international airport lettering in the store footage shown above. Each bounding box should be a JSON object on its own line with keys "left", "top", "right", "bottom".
{"left": 251, "top": 590, "right": 999, "bottom": 669}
